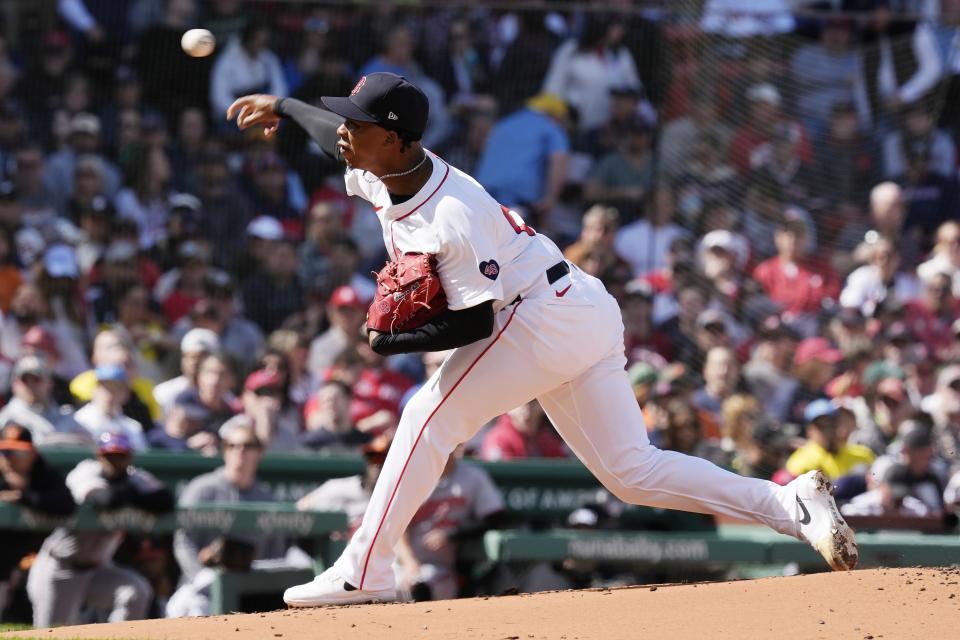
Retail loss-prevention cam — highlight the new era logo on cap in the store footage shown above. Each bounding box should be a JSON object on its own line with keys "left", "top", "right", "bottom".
{"left": 388, "top": 112, "right": 398, "bottom": 120}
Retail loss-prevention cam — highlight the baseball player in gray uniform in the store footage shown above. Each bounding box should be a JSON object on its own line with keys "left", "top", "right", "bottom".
{"left": 26, "top": 432, "right": 174, "bottom": 627}
{"left": 227, "top": 72, "right": 859, "bottom": 607}
{"left": 397, "top": 445, "right": 504, "bottom": 601}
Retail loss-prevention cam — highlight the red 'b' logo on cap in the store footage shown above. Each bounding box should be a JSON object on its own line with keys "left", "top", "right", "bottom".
{"left": 351, "top": 76, "right": 367, "bottom": 96}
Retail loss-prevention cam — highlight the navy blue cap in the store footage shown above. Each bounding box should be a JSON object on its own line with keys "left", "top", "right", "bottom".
{"left": 321, "top": 73, "right": 429, "bottom": 140}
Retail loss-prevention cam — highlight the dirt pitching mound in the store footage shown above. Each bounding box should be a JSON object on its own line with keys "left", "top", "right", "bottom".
{"left": 4, "top": 567, "right": 959, "bottom": 640}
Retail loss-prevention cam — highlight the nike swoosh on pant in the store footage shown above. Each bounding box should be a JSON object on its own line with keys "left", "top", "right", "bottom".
{"left": 555, "top": 284, "right": 572, "bottom": 298}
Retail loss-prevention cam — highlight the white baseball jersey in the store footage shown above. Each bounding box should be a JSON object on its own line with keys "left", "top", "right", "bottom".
{"left": 345, "top": 151, "right": 565, "bottom": 311}
{"left": 329, "top": 151, "right": 804, "bottom": 594}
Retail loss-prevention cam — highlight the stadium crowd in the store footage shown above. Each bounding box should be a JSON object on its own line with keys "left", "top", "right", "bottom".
{"left": 0, "top": 0, "right": 959, "bottom": 624}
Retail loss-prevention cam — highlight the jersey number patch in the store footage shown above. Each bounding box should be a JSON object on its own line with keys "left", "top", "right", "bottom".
{"left": 500, "top": 205, "right": 536, "bottom": 237}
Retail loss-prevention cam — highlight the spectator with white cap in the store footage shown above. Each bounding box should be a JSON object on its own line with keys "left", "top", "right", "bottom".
{"left": 42, "top": 111, "right": 122, "bottom": 213}
{"left": 153, "top": 328, "right": 220, "bottom": 417}
{"left": 230, "top": 214, "right": 283, "bottom": 281}
{"left": 698, "top": 229, "right": 748, "bottom": 311}
{"left": 307, "top": 285, "right": 368, "bottom": 379}
{"left": 74, "top": 363, "right": 148, "bottom": 450}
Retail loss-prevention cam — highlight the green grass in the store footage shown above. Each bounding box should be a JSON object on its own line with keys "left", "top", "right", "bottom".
{"left": 0, "top": 636, "right": 147, "bottom": 640}
{"left": 0, "top": 625, "right": 148, "bottom": 639}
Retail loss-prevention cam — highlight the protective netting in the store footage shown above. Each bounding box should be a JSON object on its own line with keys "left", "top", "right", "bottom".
{"left": 0, "top": 0, "right": 957, "bottom": 510}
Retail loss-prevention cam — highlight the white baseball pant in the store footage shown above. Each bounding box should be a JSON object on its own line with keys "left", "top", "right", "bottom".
{"left": 335, "top": 266, "right": 798, "bottom": 591}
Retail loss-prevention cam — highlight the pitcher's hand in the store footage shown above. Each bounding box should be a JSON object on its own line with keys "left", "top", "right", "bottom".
{"left": 226, "top": 94, "right": 282, "bottom": 137}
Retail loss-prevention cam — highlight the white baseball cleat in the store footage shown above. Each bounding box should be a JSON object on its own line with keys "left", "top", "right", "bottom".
{"left": 792, "top": 470, "right": 859, "bottom": 571}
{"left": 283, "top": 567, "right": 396, "bottom": 607}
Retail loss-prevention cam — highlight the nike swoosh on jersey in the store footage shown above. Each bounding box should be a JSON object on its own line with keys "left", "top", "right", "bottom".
{"left": 555, "top": 284, "right": 572, "bottom": 298}
{"left": 373, "top": 205, "right": 383, "bottom": 212}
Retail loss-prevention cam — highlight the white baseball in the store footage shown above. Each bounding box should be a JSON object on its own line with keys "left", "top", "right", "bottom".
{"left": 181, "top": 29, "right": 216, "bottom": 58}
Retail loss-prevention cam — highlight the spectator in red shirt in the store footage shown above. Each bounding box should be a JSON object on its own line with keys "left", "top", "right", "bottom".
{"left": 349, "top": 343, "right": 414, "bottom": 436}
{"left": 904, "top": 271, "right": 960, "bottom": 359}
{"left": 753, "top": 215, "right": 840, "bottom": 321}
{"left": 481, "top": 400, "right": 566, "bottom": 461}
{"left": 729, "top": 83, "right": 812, "bottom": 176}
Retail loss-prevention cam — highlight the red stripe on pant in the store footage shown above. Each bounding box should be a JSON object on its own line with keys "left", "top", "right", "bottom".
{"left": 358, "top": 300, "right": 524, "bottom": 589}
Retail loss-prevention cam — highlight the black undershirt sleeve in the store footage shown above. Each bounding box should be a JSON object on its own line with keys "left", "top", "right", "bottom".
{"left": 369, "top": 301, "right": 496, "bottom": 355}
{"left": 274, "top": 98, "right": 345, "bottom": 163}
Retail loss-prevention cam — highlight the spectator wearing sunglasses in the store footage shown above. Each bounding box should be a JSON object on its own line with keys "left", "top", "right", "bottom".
{"left": 0, "top": 356, "right": 91, "bottom": 446}
{"left": 173, "top": 416, "right": 286, "bottom": 583}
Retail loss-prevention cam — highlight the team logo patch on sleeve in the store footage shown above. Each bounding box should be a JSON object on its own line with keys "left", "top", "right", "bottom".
{"left": 479, "top": 260, "right": 500, "bottom": 280}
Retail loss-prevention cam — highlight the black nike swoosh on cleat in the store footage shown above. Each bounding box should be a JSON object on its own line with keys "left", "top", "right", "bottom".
{"left": 344, "top": 582, "right": 358, "bottom": 592}
{"left": 797, "top": 496, "right": 811, "bottom": 525}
